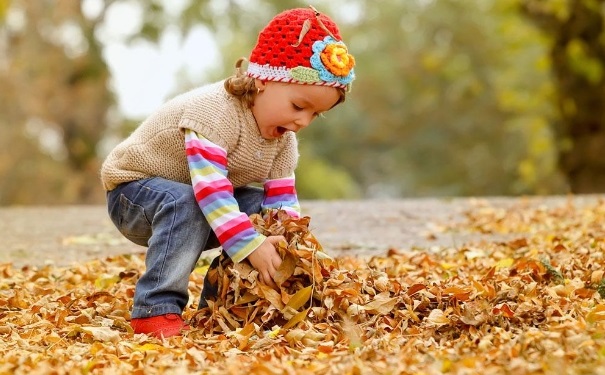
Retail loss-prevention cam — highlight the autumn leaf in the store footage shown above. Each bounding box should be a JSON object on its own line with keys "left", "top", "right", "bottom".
{"left": 283, "top": 307, "right": 311, "bottom": 329}
{"left": 361, "top": 292, "right": 398, "bottom": 315}
{"left": 79, "top": 326, "right": 121, "bottom": 343}
{"left": 285, "top": 285, "right": 312, "bottom": 311}
{"left": 426, "top": 309, "right": 450, "bottom": 327}
{"left": 274, "top": 251, "right": 297, "bottom": 286}
{"left": 587, "top": 304, "right": 605, "bottom": 323}
{"left": 492, "top": 303, "right": 515, "bottom": 319}
{"left": 495, "top": 257, "right": 514, "bottom": 269}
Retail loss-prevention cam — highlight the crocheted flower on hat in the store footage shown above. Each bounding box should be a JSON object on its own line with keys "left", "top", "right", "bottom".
{"left": 312, "top": 36, "right": 355, "bottom": 85}
{"left": 289, "top": 36, "right": 356, "bottom": 87}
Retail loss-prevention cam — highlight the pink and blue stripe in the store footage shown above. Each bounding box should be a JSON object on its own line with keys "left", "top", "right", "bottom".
{"left": 262, "top": 177, "right": 300, "bottom": 218}
{"left": 185, "top": 130, "right": 264, "bottom": 263}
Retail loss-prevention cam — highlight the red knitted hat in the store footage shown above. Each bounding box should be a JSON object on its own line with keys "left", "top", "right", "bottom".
{"left": 247, "top": 6, "right": 355, "bottom": 89}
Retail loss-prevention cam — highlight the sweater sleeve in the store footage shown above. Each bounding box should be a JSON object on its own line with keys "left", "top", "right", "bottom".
{"left": 262, "top": 175, "right": 301, "bottom": 218}
{"left": 185, "top": 129, "right": 265, "bottom": 263}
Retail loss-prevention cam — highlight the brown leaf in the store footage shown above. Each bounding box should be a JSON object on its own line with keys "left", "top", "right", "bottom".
{"left": 426, "top": 309, "right": 450, "bottom": 327}
{"left": 274, "top": 251, "right": 297, "bottom": 287}
{"left": 492, "top": 303, "right": 515, "bottom": 318}
{"left": 361, "top": 292, "right": 398, "bottom": 315}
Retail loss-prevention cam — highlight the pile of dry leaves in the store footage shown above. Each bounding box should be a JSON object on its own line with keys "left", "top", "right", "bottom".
{"left": 2, "top": 200, "right": 605, "bottom": 374}
{"left": 191, "top": 211, "right": 337, "bottom": 334}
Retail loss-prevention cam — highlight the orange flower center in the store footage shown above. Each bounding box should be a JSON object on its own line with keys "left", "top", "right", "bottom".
{"left": 320, "top": 44, "right": 355, "bottom": 77}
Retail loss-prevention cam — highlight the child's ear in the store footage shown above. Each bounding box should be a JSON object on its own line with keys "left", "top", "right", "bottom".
{"left": 255, "top": 79, "right": 267, "bottom": 91}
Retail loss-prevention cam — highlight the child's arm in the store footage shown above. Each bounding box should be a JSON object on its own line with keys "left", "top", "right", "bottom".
{"left": 185, "top": 129, "right": 266, "bottom": 263}
{"left": 262, "top": 176, "right": 301, "bottom": 218}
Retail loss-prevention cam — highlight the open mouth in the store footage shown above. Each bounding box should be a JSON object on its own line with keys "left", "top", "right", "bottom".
{"left": 276, "top": 126, "right": 287, "bottom": 137}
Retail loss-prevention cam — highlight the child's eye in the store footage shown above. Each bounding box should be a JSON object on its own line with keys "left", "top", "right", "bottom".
{"left": 292, "top": 103, "right": 303, "bottom": 111}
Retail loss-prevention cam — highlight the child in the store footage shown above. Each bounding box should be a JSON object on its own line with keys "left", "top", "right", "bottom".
{"left": 100, "top": 6, "right": 355, "bottom": 338}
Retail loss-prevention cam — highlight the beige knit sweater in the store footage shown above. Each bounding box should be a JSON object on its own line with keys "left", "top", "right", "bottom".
{"left": 100, "top": 81, "right": 299, "bottom": 191}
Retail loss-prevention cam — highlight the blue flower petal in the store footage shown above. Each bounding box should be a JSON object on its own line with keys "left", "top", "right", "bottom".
{"left": 309, "top": 36, "right": 355, "bottom": 86}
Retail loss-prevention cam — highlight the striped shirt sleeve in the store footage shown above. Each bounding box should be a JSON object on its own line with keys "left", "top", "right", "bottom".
{"left": 262, "top": 176, "right": 301, "bottom": 218}
{"left": 185, "top": 129, "right": 265, "bottom": 263}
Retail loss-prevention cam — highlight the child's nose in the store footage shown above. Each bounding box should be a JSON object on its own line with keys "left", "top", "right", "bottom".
{"left": 295, "top": 113, "right": 314, "bottom": 129}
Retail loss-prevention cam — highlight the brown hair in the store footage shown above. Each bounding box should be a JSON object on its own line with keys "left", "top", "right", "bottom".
{"left": 224, "top": 58, "right": 346, "bottom": 109}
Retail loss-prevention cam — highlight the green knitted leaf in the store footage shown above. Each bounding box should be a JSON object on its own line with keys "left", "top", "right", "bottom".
{"left": 290, "top": 67, "right": 321, "bottom": 83}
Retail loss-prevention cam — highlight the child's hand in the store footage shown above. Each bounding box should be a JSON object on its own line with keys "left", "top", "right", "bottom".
{"left": 247, "top": 235, "right": 285, "bottom": 289}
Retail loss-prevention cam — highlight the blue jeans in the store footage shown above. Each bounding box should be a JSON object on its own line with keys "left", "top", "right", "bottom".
{"left": 106, "top": 177, "right": 263, "bottom": 318}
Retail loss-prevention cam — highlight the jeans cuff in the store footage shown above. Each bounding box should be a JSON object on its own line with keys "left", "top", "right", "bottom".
{"left": 131, "top": 304, "right": 183, "bottom": 319}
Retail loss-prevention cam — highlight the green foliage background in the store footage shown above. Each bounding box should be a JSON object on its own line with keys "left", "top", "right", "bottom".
{"left": 1, "top": 0, "right": 603, "bottom": 204}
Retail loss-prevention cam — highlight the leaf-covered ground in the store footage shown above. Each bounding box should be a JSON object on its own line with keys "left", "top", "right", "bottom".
{"left": 2, "top": 199, "right": 605, "bottom": 374}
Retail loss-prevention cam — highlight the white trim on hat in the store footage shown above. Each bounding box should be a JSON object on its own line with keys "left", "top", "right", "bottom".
{"left": 246, "top": 62, "right": 346, "bottom": 88}
{"left": 246, "top": 63, "right": 292, "bottom": 82}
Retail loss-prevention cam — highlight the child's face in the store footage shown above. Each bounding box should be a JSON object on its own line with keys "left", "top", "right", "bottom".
{"left": 251, "top": 80, "right": 341, "bottom": 140}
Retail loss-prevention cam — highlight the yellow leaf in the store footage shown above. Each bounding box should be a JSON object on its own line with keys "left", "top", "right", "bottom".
{"left": 194, "top": 265, "right": 210, "bottom": 275}
{"left": 587, "top": 304, "right": 605, "bottom": 323}
{"left": 133, "top": 343, "right": 165, "bottom": 352}
{"left": 234, "top": 292, "right": 259, "bottom": 305}
{"left": 267, "top": 327, "right": 281, "bottom": 338}
{"left": 285, "top": 285, "right": 312, "bottom": 311}
{"left": 82, "top": 360, "right": 98, "bottom": 375}
{"left": 440, "top": 262, "right": 457, "bottom": 270}
{"left": 496, "top": 258, "right": 514, "bottom": 269}
{"left": 283, "top": 307, "right": 310, "bottom": 329}
{"left": 441, "top": 359, "right": 453, "bottom": 372}
{"left": 94, "top": 275, "right": 120, "bottom": 290}
{"left": 461, "top": 356, "right": 478, "bottom": 368}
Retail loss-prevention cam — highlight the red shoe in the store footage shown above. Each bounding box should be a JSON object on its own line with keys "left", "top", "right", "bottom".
{"left": 131, "top": 314, "right": 190, "bottom": 338}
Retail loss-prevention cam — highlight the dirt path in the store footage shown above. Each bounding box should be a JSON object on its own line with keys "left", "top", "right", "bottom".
{"left": 0, "top": 196, "right": 600, "bottom": 268}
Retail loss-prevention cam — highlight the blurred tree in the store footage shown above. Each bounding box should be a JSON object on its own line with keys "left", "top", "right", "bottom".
{"left": 303, "top": 0, "right": 566, "bottom": 197}
{"left": 521, "top": 0, "right": 605, "bottom": 193}
{"left": 0, "top": 1, "right": 113, "bottom": 204}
